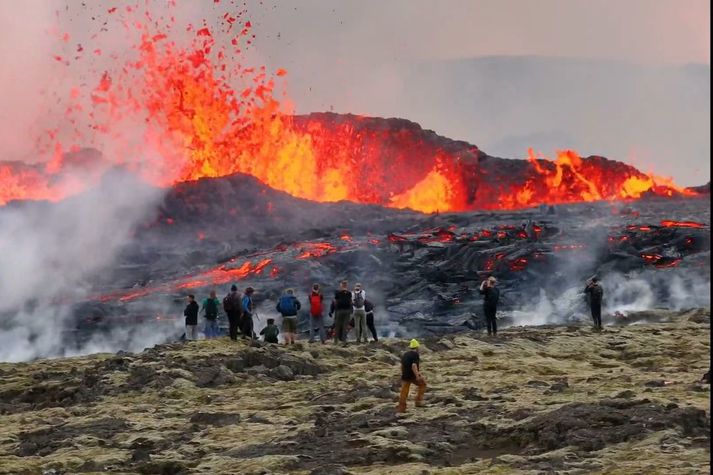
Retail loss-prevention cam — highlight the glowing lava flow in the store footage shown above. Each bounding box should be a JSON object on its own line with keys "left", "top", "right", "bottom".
{"left": 0, "top": 2, "right": 700, "bottom": 212}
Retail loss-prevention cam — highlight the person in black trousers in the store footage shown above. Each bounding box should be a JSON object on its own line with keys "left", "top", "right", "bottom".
{"left": 584, "top": 277, "right": 604, "bottom": 330}
{"left": 223, "top": 284, "right": 243, "bottom": 341}
{"left": 479, "top": 276, "right": 500, "bottom": 336}
{"left": 364, "top": 299, "right": 378, "bottom": 342}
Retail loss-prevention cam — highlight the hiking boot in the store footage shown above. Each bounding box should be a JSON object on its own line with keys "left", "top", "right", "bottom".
{"left": 415, "top": 401, "right": 426, "bottom": 408}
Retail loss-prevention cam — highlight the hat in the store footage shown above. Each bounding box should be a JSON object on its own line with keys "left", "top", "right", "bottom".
{"left": 231, "top": 284, "right": 237, "bottom": 291}
{"left": 409, "top": 339, "right": 420, "bottom": 349}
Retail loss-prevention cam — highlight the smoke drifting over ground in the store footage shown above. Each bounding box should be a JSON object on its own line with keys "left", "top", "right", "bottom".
{"left": 0, "top": 171, "right": 167, "bottom": 362}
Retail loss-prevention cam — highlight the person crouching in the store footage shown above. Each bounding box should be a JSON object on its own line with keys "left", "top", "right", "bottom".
{"left": 260, "top": 318, "right": 280, "bottom": 344}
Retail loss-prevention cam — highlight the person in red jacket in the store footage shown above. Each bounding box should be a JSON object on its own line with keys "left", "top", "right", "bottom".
{"left": 307, "top": 283, "right": 326, "bottom": 343}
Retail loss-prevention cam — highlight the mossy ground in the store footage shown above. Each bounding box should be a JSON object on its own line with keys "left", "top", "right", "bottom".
{"left": 0, "top": 309, "right": 709, "bottom": 474}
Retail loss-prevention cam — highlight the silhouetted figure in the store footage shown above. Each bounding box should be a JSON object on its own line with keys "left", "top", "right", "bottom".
{"left": 223, "top": 284, "right": 243, "bottom": 341}
{"left": 241, "top": 287, "right": 256, "bottom": 339}
{"left": 184, "top": 294, "right": 199, "bottom": 340}
{"left": 584, "top": 277, "right": 604, "bottom": 330}
{"left": 365, "top": 299, "right": 378, "bottom": 342}
{"left": 331, "top": 280, "right": 353, "bottom": 343}
{"left": 479, "top": 276, "right": 500, "bottom": 336}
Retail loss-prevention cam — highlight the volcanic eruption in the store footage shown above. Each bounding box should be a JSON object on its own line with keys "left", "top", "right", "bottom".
{"left": 0, "top": 1, "right": 700, "bottom": 212}
{"left": 0, "top": 1, "right": 708, "bottom": 361}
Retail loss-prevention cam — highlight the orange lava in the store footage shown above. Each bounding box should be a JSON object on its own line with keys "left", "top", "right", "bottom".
{"left": 0, "top": 2, "right": 699, "bottom": 213}
{"left": 660, "top": 220, "right": 706, "bottom": 228}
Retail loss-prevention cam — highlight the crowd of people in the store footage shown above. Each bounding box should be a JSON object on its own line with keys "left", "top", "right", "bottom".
{"left": 182, "top": 275, "right": 605, "bottom": 413}
{"left": 182, "top": 280, "right": 380, "bottom": 345}
{"left": 184, "top": 275, "right": 605, "bottom": 343}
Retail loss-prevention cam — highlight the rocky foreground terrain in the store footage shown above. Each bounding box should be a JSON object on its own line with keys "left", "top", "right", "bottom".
{"left": 0, "top": 308, "right": 709, "bottom": 474}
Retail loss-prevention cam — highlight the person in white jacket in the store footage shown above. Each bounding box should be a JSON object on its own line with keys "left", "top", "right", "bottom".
{"left": 352, "top": 283, "right": 367, "bottom": 343}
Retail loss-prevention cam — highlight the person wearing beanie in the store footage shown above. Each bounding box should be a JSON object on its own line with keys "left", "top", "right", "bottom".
{"left": 398, "top": 339, "right": 426, "bottom": 413}
{"left": 223, "top": 284, "right": 243, "bottom": 341}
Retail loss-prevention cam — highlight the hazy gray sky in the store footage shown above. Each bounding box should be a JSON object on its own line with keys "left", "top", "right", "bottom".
{"left": 246, "top": 0, "right": 710, "bottom": 65}
{"left": 0, "top": 0, "right": 710, "bottom": 185}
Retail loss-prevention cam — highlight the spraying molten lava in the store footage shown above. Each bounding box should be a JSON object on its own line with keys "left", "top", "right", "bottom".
{"left": 0, "top": 2, "right": 699, "bottom": 212}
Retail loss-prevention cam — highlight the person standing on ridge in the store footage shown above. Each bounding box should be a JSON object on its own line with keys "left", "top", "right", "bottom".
{"left": 584, "top": 276, "right": 604, "bottom": 330}
{"left": 223, "top": 284, "right": 243, "bottom": 341}
{"left": 201, "top": 290, "right": 221, "bottom": 339}
{"left": 352, "top": 283, "right": 367, "bottom": 343}
{"left": 479, "top": 276, "right": 500, "bottom": 336}
{"left": 277, "top": 288, "right": 301, "bottom": 345}
{"left": 364, "top": 299, "right": 378, "bottom": 342}
{"left": 183, "top": 294, "right": 199, "bottom": 341}
{"left": 242, "top": 287, "right": 256, "bottom": 339}
{"left": 308, "top": 283, "right": 326, "bottom": 344}
{"left": 331, "top": 280, "right": 353, "bottom": 344}
{"left": 398, "top": 339, "right": 426, "bottom": 413}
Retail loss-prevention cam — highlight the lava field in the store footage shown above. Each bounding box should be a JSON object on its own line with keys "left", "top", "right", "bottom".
{"left": 15, "top": 171, "right": 703, "bottom": 350}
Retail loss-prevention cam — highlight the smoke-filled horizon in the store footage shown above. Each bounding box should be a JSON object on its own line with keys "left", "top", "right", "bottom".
{"left": 0, "top": 0, "right": 710, "bottom": 186}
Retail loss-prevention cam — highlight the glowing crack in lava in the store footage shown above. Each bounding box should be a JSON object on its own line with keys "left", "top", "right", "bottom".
{"left": 0, "top": 2, "right": 699, "bottom": 212}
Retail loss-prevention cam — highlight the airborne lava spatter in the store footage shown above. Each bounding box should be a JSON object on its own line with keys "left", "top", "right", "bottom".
{"left": 0, "top": 2, "right": 700, "bottom": 212}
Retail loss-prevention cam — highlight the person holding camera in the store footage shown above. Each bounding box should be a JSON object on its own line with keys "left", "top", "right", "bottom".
{"left": 479, "top": 276, "right": 500, "bottom": 336}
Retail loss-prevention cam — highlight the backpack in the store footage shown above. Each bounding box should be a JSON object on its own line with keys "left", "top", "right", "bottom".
{"left": 205, "top": 298, "right": 218, "bottom": 319}
{"left": 353, "top": 291, "right": 365, "bottom": 308}
{"left": 278, "top": 295, "right": 296, "bottom": 315}
{"left": 309, "top": 293, "right": 323, "bottom": 317}
{"left": 223, "top": 293, "right": 234, "bottom": 312}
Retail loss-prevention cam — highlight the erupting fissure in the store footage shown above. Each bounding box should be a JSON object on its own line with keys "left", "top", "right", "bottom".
{"left": 0, "top": 2, "right": 699, "bottom": 212}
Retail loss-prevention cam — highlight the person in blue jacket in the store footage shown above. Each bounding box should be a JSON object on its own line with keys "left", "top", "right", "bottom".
{"left": 241, "top": 287, "right": 256, "bottom": 339}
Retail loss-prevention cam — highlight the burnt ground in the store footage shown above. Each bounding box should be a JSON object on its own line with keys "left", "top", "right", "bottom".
{"left": 0, "top": 308, "right": 708, "bottom": 474}
{"left": 41, "top": 176, "right": 708, "bottom": 352}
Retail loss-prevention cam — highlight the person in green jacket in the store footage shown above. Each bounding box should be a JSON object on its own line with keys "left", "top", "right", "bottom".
{"left": 201, "top": 290, "right": 221, "bottom": 339}
{"left": 260, "top": 318, "right": 280, "bottom": 344}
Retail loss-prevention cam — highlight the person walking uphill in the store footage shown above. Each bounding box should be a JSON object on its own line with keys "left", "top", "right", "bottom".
{"left": 331, "top": 280, "right": 353, "bottom": 344}
{"left": 584, "top": 276, "right": 604, "bottom": 330}
{"left": 241, "top": 287, "right": 256, "bottom": 339}
{"left": 223, "top": 284, "right": 243, "bottom": 341}
{"left": 352, "top": 283, "right": 367, "bottom": 343}
{"left": 398, "top": 339, "right": 426, "bottom": 413}
{"left": 479, "top": 276, "right": 500, "bottom": 336}
{"left": 201, "top": 290, "right": 221, "bottom": 339}
{"left": 183, "top": 294, "right": 199, "bottom": 340}
{"left": 277, "top": 288, "right": 301, "bottom": 345}
{"left": 308, "top": 283, "right": 326, "bottom": 344}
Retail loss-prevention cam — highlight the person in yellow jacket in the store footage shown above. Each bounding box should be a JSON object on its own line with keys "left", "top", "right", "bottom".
{"left": 397, "top": 339, "right": 426, "bottom": 413}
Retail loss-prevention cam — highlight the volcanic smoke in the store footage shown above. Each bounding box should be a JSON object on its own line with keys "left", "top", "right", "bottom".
{"left": 0, "top": 2, "right": 700, "bottom": 212}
